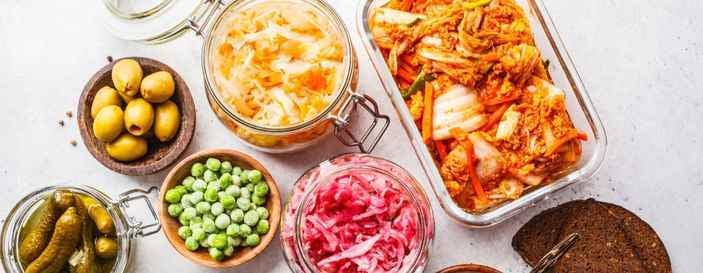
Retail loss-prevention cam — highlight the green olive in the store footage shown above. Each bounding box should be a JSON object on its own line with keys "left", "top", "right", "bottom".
{"left": 111, "top": 59, "right": 142, "bottom": 96}
{"left": 92, "top": 106, "right": 124, "bottom": 143}
{"left": 140, "top": 71, "right": 175, "bottom": 103}
{"left": 124, "top": 98, "right": 154, "bottom": 136}
{"left": 91, "top": 86, "right": 122, "bottom": 119}
{"left": 154, "top": 100, "right": 181, "bottom": 142}
{"left": 118, "top": 92, "right": 135, "bottom": 103}
{"left": 106, "top": 133, "right": 147, "bottom": 162}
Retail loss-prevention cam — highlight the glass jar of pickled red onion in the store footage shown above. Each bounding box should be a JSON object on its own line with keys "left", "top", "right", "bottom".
{"left": 281, "top": 153, "right": 434, "bottom": 273}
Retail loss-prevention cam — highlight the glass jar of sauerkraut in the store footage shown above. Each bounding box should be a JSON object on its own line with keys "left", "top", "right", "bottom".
{"left": 281, "top": 153, "right": 435, "bottom": 273}
{"left": 202, "top": 0, "right": 389, "bottom": 153}
{"left": 100, "top": 0, "right": 389, "bottom": 153}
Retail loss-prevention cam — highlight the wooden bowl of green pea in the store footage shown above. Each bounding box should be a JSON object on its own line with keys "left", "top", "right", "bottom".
{"left": 159, "top": 148, "right": 281, "bottom": 268}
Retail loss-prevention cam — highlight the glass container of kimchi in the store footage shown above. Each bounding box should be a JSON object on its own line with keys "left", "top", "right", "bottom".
{"left": 356, "top": 0, "right": 607, "bottom": 227}
{"left": 281, "top": 153, "right": 434, "bottom": 273}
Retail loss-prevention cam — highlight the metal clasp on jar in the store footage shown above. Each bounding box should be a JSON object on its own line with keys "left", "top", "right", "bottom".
{"left": 117, "top": 187, "right": 161, "bottom": 238}
{"left": 329, "top": 90, "right": 390, "bottom": 153}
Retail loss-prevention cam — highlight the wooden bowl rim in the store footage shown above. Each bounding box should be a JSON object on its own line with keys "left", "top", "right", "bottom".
{"left": 158, "top": 148, "right": 282, "bottom": 268}
{"left": 77, "top": 56, "right": 196, "bottom": 176}
{"left": 436, "top": 264, "right": 503, "bottom": 273}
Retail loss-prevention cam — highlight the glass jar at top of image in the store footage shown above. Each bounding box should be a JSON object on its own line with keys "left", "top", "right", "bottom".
{"left": 281, "top": 153, "right": 435, "bottom": 273}
{"left": 99, "top": 0, "right": 389, "bottom": 153}
{"left": 1, "top": 185, "right": 160, "bottom": 273}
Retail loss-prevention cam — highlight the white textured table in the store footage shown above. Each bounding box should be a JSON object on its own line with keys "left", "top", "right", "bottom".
{"left": 1, "top": 0, "right": 701, "bottom": 272}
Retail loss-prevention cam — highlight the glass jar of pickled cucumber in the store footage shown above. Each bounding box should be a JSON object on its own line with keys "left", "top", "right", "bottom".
{"left": 0, "top": 185, "right": 160, "bottom": 273}
{"left": 99, "top": 0, "right": 390, "bottom": 154}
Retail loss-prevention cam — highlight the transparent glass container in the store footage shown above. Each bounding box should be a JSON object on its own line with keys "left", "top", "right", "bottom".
{"left": 100, "top": 0, "right": 390, "bottom": 153}
{"left": 356, "top": 0, "right": 607, "bottom": 227}
{"left": 1, "top": 185, "right": 161, "bottom": 273}
{"left": 281, "top": 153, "right": 435, "bottom": 273}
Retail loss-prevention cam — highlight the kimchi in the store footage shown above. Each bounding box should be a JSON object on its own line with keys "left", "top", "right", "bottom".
{"left": 370, "top": 0, "right": 586, "bottom": 212}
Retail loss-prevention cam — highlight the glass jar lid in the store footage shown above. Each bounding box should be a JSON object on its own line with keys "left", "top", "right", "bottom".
{"left": 99, "top": 0, "right": 222, "bottom": 44}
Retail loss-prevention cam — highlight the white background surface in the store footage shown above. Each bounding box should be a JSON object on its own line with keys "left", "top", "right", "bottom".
{"left": 1, "top": 0, "right": 702, "bottom": 272}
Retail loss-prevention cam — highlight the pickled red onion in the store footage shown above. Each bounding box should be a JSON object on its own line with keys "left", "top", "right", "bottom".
{"left": 299, "top": 170, "right": 421, "bottom": 273}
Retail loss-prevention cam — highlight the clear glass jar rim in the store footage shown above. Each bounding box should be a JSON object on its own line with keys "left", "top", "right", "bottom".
{"left": 201, "top": 0, "right": 356, "bottom": 133}
{"left": 0, "top": 185, "right": 131, "bottom": 273}
{"left": 291, "top": 154, "right": 433, "bottom": 273}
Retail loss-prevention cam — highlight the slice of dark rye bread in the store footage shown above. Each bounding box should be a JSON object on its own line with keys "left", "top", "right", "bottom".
{"left": 512, "top": 199, "right": 672, "bottom": 273}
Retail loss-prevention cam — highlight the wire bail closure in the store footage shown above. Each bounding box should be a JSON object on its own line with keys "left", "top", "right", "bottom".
{"left": 118, "top": 186, "right": 161, "bottom": 238}
{"left": 331, "top": 91, "right": 390, "bottom": 153}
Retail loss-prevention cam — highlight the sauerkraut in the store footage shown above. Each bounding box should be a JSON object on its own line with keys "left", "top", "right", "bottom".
{"left": 212, "top": 1, "right": 345, "bottom": 127}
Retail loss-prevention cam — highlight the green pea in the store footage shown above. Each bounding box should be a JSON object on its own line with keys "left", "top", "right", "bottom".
{"left": 207, "top": 181, "right": 222, "bottom": 192}
{"left": 203, "top": 218, "right": 216, "bottom": 233}
{"left": 203, "top": 213, "right": 215, "bottom": 222}
{"left": 182, "top": 207, "right": 197, "bottom": 220}
{"left": 243, "top": 210, "right": 259, "bottom": 226}
{"left": 209, "top": 247, "right": 224, "bottom": 261}
{"left": 211, "top": 202, "right": 224, "bottom": 216}
{"left": 223, "top": 245, "right": 235, "bottom": 257}
{"left": 196, "top": 202, "right": 211, "bottom": 215}
{"left": 240, "top": 187, "right": 251, "bottom": 199}
{"left": 232, "top": 166, "right": 242, "bottom": 175}
{"left": 239, "top": 170, "right": 250, "bottom": 184}
{"left": 168, "top": 204, "right": 183, "bottom": 217}
{"left": 192, "top": 228, "right": 206, "bottom": 241}
{"left": 245, "top": 234, "right": 261, "bottom": 246}
{"left": 192, "top": 179, "right": 207, "bottom": 192}
{"left": 165, "top": 189, "right": 182, "bottom": 204}
{"left": 200, "top": 236, "right": 209, "bottom": 248}
{"left": 204, "top": 188, "right": 219, "bottom": 202}
{"left": 226, "top": 224, "right": 240, "bottom": 237}
{"left": 174, "top": 185, "right": 188, "bottom": 196}
{"left": 182, "top": 176, "right": 196, "bottom": 191}
{"left": 231, "top": 174, "right": 241, "bottom": 186}
{"left": 237, "top": 197, "right": 251, "bottom": 211}
{"left": 178, "top": 213, "right": 190, "bottom": 226}
{"left": 206, "top": 158, "right": 221, "bottom": 171}
{"left": 226, "top": 185, "right": 241, "bottom": 198}
{"left": 211, "top": 233, "right": 228, "bottom": 249}
{"left": 248, "top": 170, "right": 263, "bottom": 183}
{"left": 191, "top": 163, "right": 206, "bottom": 177}
{"left": 190, "top": 222, "right": 203, "bottom": 231}
{"left": 180, "top": 193, "right": 193, "bottom": 208}
{"left": 246, "top": 183, "right": 255, "bottom": 194}
{"left": 254, "top": 183, "right": 269, "bottom": 196}
{"left": 190, "top": 191, "right": 204, "bottom": 204}
{"left": 252, "top": 195, "right": 266, "bottom": 206}
{"left": 219, "top": 173, "right": 233, "bottom": 188}
{"left": 229, "top": 236, "right": 242, "bottom": 247}
{"left": 185, "top": 237, "right": 199, "bottom": 251}
{"left": 256, "top": 220, "right": 269, "bottom": 235}
{"left": 204, "top": 170, "right": 218, "bottom": 182}
{"left": 255, "top": 207, "right": 269, "bottom": 219}
{"left": 215, "top": 214, "right": 231, "bottom": 229}
{"left": 230, "top": 209, "right": 245, "bottom": 223}
{"left": 178, "top": 226, "right": 192, "bottom": 239}
{"left": 190, "top": 216, "right": 203, "bottom": 226}
{"left": 220, "top": 195, "right": 236, "bottom": 210}
{"left": 239, "top": 224, "right": 252, "bottom": 236}
{"left": 221, "top": 161, "right": 233, "bottom": 173}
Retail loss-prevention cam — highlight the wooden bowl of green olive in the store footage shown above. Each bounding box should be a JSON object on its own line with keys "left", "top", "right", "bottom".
{"left": 77, "top": 56, "right": 196, "bottom": 176}
{"left": 158, "top": 148, "right": 281, "bottom": 268}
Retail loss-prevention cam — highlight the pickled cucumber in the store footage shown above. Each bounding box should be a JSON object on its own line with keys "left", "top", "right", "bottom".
{"left": 94, "top": 237, "right": 118, "bottom": 259}
{"left": 19, "top": 193, "right": 63, "bottom": 265}
{"left": 78, "top": 196, "right": 114, "bottom": 235}
{"left": 25, "top": 207, "right": 83, "bottom": 273}
{"left": 69, "top": 199, "right": 98, "bottom": 273}
{"left": 53, "top": 191, "right": 75, "bottom": 211}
